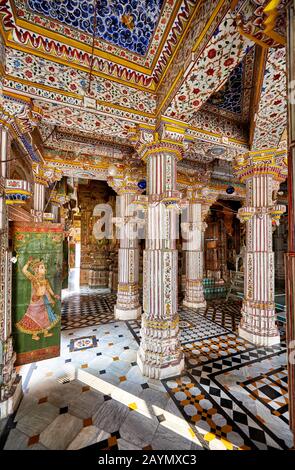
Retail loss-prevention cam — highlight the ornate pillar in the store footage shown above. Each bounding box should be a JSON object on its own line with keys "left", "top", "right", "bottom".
{"left": 182, "top": 188, "right": 213, "bottom": 309}
{"left": 235, "top": 150, "right": 287, "bottom": 346}
{"left": 0, "top": 124, "right": 22, "bottom": 419}
{"left": 135, "top": 127, "right": 185, "bottom": 379}
{"left": 32, "top": 168, "right": 47, "bottom": 222}
{"left": 286, "top": 0, "right": 295, "bottom": 447}
{"left": 109, "top": 172, "right": 142, "bottom": 320}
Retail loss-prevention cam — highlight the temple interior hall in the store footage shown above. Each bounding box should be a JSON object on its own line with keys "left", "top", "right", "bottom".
{"left": 0, "top": 0, "right": 295, "bottom": 453}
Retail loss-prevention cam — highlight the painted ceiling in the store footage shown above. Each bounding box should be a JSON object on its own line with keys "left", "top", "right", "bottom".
{"left": 0, "top": 0, "right": 289, "bottom": 190}
{"left": 164, "top": 11, "right": 253, "bottom": 121}
{"left": 5, "top": 0, "right": 198, "bottom": 86}
{"left": 27, "top": 0, "right": 165, "bottom": 56}
{"left": 207, "top": 62, "right": 244, "bottom": 116}
{"left": 38, "top": 123, "right": 134, "bottom": 160}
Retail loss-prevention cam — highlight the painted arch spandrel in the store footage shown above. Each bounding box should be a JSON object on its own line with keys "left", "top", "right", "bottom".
{"left": 11, "top": 223, "right": 63, "bottom": 365}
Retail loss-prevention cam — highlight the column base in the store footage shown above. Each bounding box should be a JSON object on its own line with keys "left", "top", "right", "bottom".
{"left": 183, "top": 299, "right": 207, "bottom": 309}
{"left": 137, "top": 351, "right": 185, "bottom": 380}
{"left": 0, "top": 376, "right": 22, "bottom": 420}
{"left": 238, "top": 326, "right": 280, "bottom": 346}
{"left": 114, "top": 305, "right": 142, "bottom": 321}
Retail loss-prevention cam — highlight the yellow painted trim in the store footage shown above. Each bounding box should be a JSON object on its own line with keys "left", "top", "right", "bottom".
{"left": 5, "top": 200, "right": 27, "bottom": 205}
{"left": 263, "top": 0, "right": 286, "bottom": 45}
{"left": 5, "top": 189, "right": 31, "bottom": 195}
{"left": 163, "top": 124, "right": 186, "bottom": 135}
{"left": 160, "top": 116, "right": 188, "bottom": 129}
{"left": 265, "top": 30, "right": 286, "bottom": 46}
{"left": 192, "top": 0, "right": 225, "bottom": 54}
{"left": 0, "top": 118, "right": 17, "bottom": 136}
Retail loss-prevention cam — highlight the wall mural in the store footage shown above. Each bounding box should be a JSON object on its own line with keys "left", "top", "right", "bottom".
{"left": 11, "top": 223, "right": 63, "bottom": 365}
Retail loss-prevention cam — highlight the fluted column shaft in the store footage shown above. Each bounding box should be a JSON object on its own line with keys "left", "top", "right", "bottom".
{"left": 183, "top": 201, "right": 207, "bottom": 309}
{"left": 235, "top": 151, "right": 287, "bottom": 346}
{"left": 115, "top": 191, "right": 141, "bottom": 320}
{"left": 137, "top": 148, "right": 184, "bottom": 380}
{"left": 0, "top": 125, "right": 22, "bottom": 417}
{"left": 33, "top": 182, "right": 46, "bottom": 222}
{"left": 286, "top": 1, "right": 295, "bottom": 446}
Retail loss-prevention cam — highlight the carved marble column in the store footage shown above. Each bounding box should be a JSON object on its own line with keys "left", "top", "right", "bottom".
{"left": 110, "top": 175, "right": 142, "bottom": 320}
{"left": 135, "top": 129, "right": 185, "bottom": 379}
{"left": 286, "top": 0, "right": 295, "bottom": 446}
{"left": 0, "top": 124, "right": 22, "bottom": 419}
{"left": 235, "top": 150, "right": 287, "bottom": 346}
{"left": 32, "top": 176, "right": 46, "bottom": 222}
{"left": 182, "top": 189, "right": 211, "bottom": 309}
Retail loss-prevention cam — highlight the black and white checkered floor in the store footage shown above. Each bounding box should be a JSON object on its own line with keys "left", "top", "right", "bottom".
{"left": 61, "top": 288, "right": 117, "bottom": 330}
{"left": 2, "top": 288, "right": 292, "bottom": 450}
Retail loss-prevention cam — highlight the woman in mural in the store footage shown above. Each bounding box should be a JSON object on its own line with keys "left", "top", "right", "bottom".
{"left": 16, "top": 257, "right": 60, "bottom": 341}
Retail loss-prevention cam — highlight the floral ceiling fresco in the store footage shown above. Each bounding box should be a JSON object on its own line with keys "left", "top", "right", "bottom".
{"left": 1, "top": 0, "right": 197, "bottom": 85}
{"left": 203, "top": 46, "right": 255, "bottom": 124}
{"left": 251, "top": 46, "right": 287, "bottom": 150}
{"left": 38, "top": 124, "right": 134, "bottom": 160}
{"left": 33, "top": 100, "right": 134, "bottom": 140}
{"left": 0, "top": 0, "right": 288, "bottom": 190}
{"left": 27, "top": 0, "right": 165, "bottom": 56}
{"left": 5, "top": 49, "right": 157, "bottom": 115}
{"left": 206, "top": 61, "right": 244, "bottom": 116}
{"left": 164, "top": 12, "right": 253, "bottom": 122}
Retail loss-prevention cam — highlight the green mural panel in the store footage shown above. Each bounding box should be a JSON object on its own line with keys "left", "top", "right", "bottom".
{"left": 12, "top": 223, "right": 63, "bottom": 365}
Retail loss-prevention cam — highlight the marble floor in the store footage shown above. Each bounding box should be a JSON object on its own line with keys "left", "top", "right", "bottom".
{"left": 1, "top": 289, "right": 293, "bottom": 451}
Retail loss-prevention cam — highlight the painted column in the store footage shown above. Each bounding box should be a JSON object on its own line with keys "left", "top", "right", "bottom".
{"left": 113, "top": 177, "right": 142, "bottom": 320}
{"left": 286, "top": 0, "right": 295, "bottom": 447}
{"left": 182, "top": 189, "right": 209, "bottom": 309}
{"left": 32, "top": 180, "right": 46, "bottom": 222}
{"left": 0, "top": 124, "right": 22, "bottom": 419}
{"left": 136, "top": 133, "right": 185, "bottom": 379}
{"left": 235, "top": 150, "right": 287, "bottom": 346}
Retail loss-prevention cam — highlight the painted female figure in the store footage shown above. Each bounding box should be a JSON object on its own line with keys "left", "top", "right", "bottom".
{"left": 16, "top": 257, "right": 60, "bottom": 341}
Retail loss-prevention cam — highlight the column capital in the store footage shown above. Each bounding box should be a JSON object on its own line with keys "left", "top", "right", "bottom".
{"left": 32, "top": 164, "right": 63, "bottom": 186}
{"left": 184, "top": 186, "right": 219, "bottom": 215}
{"left": 107, "top": 163, "right": 145, "bottom": 195}
{"left": 234, "top": 149, "right": 288, "bottom": 183}
{"left": 130, "top": 120, "right": 186, "bottom": 161}
{"left": 238, "top": 204, "right": 286, "bottom": 226}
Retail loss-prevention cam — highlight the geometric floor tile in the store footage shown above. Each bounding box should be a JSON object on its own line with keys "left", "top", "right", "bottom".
{"left": 1, "top": 287, "right": 292, "bottom": 451}
{"left": 240, "top": 367, "right": 289, "bottom": 424}
{"left": 183, "top": 333, "right": 253, "bottom": 367}
{"left": 61, "top": 289, "right": 117, "bottom": 330}
{"left": 202, "top": 300, "right": 243, "bottom": 332}
{"left": 69, "top": 336, "right": 98, "bottom": 352}
{"left": 163, "top": 374, "right": 253, "bottom": 450}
